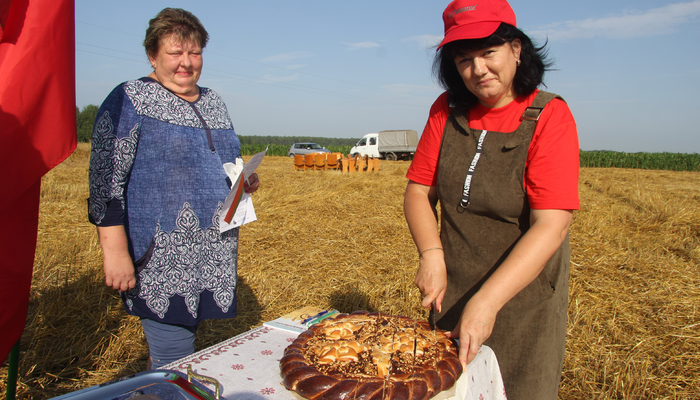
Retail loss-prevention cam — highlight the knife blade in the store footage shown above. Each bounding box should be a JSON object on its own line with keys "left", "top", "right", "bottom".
{"left": 412, "top": 320, "right": 418, "bottom": 369}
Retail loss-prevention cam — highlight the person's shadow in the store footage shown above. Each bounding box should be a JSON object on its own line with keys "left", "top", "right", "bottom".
{"left": 19, "top": 266, "right": 144, "bottom": 396}
{"left": 328, "top": 287, "right": 378, "bottom": 314}
{"left": 17, "top": 268, "right": 263, "bottom": 397}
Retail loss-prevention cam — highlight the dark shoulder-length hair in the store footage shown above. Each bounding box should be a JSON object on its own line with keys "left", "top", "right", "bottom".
{"left": 143, "top": 8, "right": 209, "bottom": 59}
{"left": 433, "top": 23, "right": 553, "bottom": 112}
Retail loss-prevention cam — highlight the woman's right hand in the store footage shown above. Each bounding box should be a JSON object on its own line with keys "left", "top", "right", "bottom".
{"left": 404, "top": 180, "right": 445, "bottom": 312}
{"left": 415, "top": 251, "right": 447, "bottom": 312}
{"left": 96, "top": 225, "right": 136, "bottom": 291}
{"left": 103, "top": 252, "right": 136, "bottom": 291}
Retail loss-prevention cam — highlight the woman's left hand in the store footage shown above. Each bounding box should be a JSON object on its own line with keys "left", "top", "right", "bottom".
{"left": 244, "top": 172, "right": 260, "bottom": 193}
{"left": 448, "top": 294, "right": 498, "bottom": 370}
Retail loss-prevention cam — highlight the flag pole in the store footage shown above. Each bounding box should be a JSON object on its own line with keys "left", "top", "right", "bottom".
{"left": 5, "top": 339, "right": 19, "bottom": 400}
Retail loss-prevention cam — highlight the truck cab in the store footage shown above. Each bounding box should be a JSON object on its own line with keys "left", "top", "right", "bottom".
{"left": 350, "top": 133, "right": 380, "bottom": 158}
{"left": 350, "top": 130, "right": 418, "bottom": 161}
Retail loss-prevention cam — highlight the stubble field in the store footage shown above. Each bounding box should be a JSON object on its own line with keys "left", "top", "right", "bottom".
{"left": 1, "top": 143, "right": 699, "bottom": 399}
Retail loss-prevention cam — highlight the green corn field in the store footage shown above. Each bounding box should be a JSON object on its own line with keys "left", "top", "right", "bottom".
{"left": 241, "top": 146, "right": 700, "bottom": 171}
{"left": 579, "top": 151, "right": 700, "bottom": 171}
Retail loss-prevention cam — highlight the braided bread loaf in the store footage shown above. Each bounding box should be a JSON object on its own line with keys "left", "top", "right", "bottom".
{"left": 280, "top": 310, "right": 463, "bottom": 400}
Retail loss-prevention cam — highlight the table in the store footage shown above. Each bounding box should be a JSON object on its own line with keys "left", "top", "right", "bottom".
{"left": 162, "top": 325, "right": 506, "bottom": 400}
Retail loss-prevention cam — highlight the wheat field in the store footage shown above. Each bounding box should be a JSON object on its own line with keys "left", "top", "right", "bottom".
{"left": 1, "top": 143, "right": 698, "bottom": 399}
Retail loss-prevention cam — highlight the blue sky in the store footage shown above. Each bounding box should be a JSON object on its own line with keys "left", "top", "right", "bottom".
{"left": 76, "top": 0, "right": 700, "bottom": 153}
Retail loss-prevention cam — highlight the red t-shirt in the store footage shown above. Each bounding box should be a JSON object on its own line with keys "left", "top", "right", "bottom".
{"left": 406, "top": 90, "right": 580, "bottom": 210}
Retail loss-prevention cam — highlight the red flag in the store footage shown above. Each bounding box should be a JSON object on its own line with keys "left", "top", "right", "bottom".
{"left": 0, "top": 0, "right": 77, "bottom": 360}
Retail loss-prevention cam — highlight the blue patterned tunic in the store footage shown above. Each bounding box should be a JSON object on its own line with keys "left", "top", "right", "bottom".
{"left": 88, "top": 77, "right": 241, "bottom": 326}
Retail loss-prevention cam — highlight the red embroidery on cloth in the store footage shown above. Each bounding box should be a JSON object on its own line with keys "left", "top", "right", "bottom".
{"left": 168, "top": 327, "right": 273, "bottom": 370}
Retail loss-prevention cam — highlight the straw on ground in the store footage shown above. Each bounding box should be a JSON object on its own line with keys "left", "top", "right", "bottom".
{"left": 1, "top": 143, "right": 698, "bottom": 399}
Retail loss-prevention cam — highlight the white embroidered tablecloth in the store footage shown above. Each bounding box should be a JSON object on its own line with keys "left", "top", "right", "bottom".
{"left": 162, "top": 326, "right": 506, "bottom": 400}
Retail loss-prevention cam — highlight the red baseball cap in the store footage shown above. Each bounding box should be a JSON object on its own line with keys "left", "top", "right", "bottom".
{"left": 438, "top": 0, "right": 517, "bottom": 49}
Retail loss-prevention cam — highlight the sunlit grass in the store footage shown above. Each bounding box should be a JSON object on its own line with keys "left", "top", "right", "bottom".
{"left": 1, "top": 144, "right": 698, "bottom": 399}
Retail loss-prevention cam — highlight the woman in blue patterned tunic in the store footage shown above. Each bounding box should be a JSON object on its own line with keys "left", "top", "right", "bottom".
{"left": 88, "top": 8, "right": 259, "bottom": 369}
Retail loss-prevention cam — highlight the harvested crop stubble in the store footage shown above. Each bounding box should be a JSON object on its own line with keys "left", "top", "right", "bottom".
{"left": 563, "top": 168, "right": 700, "bottom": 399}
{"left": 1, "top": 144, "right": 698, "bottom": 399}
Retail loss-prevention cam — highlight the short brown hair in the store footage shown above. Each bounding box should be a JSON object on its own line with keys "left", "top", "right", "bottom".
{"left": 143, "top": 8, "right": 209, "bottom": 58}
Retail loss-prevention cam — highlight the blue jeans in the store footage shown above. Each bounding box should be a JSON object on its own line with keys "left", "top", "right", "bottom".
{"left": 140, "top": 318, "right": 198, "bottom": 369}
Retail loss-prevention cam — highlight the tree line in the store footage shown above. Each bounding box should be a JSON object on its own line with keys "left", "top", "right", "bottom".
{"left": 238, "top": 135, "right": 358, "bottom": 146}
{"left": 75, "top": 105, "right": 699, "bottom": 171}
{"left": 76, "top": 105, "right": 359, "bottom": 146}
{"left": 76, "top": 105, "right": 99, "bottom": 142}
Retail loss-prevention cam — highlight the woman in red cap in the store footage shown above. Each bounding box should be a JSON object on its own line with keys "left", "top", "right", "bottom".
{"left": 404, "top": 0, "right": 579, "bottom": 398}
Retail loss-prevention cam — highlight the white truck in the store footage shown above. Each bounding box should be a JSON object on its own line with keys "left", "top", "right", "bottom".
{"left": 349, "top": 130, "right": 419, "bottom": 161}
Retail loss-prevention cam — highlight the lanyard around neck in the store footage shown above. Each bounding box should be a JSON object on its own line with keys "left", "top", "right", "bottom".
{"left": 187, "top": 102, "right": 216, "bottom": 153}
{"left": 458, "top": 129, "right": 487, "bottom": 211}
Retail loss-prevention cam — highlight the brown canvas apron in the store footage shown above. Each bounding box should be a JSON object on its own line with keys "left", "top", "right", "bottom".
{"left": 435, "top": 91, "right": 570, "bottom": 400}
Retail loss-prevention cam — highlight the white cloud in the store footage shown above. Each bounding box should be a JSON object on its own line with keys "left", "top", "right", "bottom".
{"left": 528, "top": 0, "right": 700, "bottom": 40}
{"left": 259, "top": 52, "right": 313, "bottom": 64}
{"left": 284, "top": 64, "right": 307, "bottom": 70}
{"left": 403, "top": 34, "right": 443, "bottom": 49}
{"left": 341, "top": 41, "right": 381, "bottom": 50}
{"left": 260, "top": 73, "right": 301, "bottom": 83}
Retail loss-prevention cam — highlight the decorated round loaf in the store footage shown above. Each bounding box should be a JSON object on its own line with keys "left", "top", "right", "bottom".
{"left": 280, "top": 310, "right": 463, "bottom": 400}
